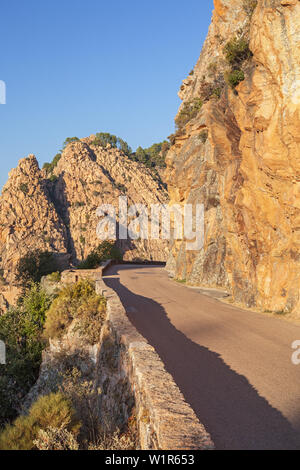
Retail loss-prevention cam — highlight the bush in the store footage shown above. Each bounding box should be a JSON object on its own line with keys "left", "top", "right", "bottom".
{"left": 0, "top": 392, "right": 80, "bottom": 450}
{"left": 199, "top": 130, "right": 208, "bottom": 144}
{"left": 91, "top": 133, "right": 132, "bottom": 156}
{"left": 19, "top": 183, "right": 29, "bottom": 195}
{"left": 243, "top": 0, "right": 257, "bottom": 17}
{"left": 16, "top": 250, "right": 60, "bottom": 288}
{"left": 132, "top": 141, "right": 170, "bottom": 168}
{"left": 43, "top": 280, "right": 106, "bottom": 343}
{"left": 0, "top": 285, "right": 52, "bottom": 424}
{"left": 226, "top": 70, "right": 245, "bottom": 88}
{"left": 21, "top": 283, "right": 53, "bottom": 326}
{"left": 47, "top": 271, "right": 61, "bottom": 282}
{"left": 199, "top": 81, "right": 215, "bottom": 102}
{"left": 73, "top": 201, "right": 85, "bottom": 208}
{"left": 175, "top": 98, "right": 203, "bottom": 129}
{"left": 49, "top": 174, "right": 58, "bottom": 183}
{"left": 78, "top": 241, "right": 122, "bottom": 270}
{"left": 224, "top": 37, "right": 252, "bottom": 67}
{"left": 63, "top": 137, "right": 80, "bottom": 148}
{"left": 43, "top": 153, "right": 62, "bottom": 176}
{"left": 58, "top": 367, "right": 101, "bottom": 442}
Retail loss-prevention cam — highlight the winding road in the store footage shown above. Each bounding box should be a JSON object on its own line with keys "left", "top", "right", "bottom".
{"left": 103, "top": 264, "right": 300, "bottom": 450}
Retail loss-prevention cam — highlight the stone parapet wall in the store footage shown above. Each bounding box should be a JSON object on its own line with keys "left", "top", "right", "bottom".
{"left": 95, "top": 276, "right": 214, "bottom": 450}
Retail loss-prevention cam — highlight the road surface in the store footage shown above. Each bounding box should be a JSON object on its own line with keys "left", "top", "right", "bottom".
{"left": 104, "top": 264, "right": 300, "bottom": 450}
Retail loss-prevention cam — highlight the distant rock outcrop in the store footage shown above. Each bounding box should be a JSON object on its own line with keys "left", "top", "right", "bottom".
{"left": 0, "top": 139, "right": 168, "bottom": 283}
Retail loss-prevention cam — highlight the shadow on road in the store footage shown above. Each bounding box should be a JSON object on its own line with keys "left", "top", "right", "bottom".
{"left": 104, "top": 265, "right": 300, "bottom": 450}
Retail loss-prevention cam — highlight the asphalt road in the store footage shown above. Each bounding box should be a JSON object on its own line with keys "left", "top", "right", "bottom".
{"left": 104, "top": 264, "right": 300, "bottom": 450}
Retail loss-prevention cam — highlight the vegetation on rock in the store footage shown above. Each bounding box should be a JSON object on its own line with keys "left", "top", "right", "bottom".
{"left": 0, "top": 284, "right": 52, "bottom": 424}
{"left": 224, "top": 37, "right": 252, "bottom": 67}
{"left": 78, "top": 241, "right": 122, "bottom": 269}
{"left": 175, "top": 98, "right": 203, "bottom": 130}
{"left": 0, "top": 392, "right": 80, "bottom": 450}
{"left": 43, "top": 153, "right": 62, "bottom": 176}
{"left": 43, "top": 279, "right": 106, "bottom": 343}
{"left": 225, "top": 69, "right": 245, "bottom": 88}
{"left": 19, "top": 183, "right": 29, "bottom": 195}
{"left": 243, "top": 0, "right": 258, "bottom": 17}
{"left": 222, "top": 36, "right": 252, "bottom": 89}
{"left": 132, "top": 141, "right": 170, "bottom": 168}
{"left": 16, "top": 250, "right": 60, "bottom": 289}
{"left": 91, "top": 132, "right": 132, "bottom": 156}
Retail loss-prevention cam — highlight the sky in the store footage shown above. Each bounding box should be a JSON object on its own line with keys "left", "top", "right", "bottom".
{"left": 0, "top": 0, "right": 214, "bottom": 189}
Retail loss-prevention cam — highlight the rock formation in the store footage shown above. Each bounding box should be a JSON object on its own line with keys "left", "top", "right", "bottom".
{"left": 0, "top": 155, "right": 68, "bottom": 282}
{"left": 166, "top": 0, "right": 300, "bottom": 315}
{"left": 0, "top": 139, "right": 168, "bottom": 283}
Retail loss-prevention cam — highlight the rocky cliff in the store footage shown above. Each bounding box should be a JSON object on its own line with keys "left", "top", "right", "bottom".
{"left": 166, "top": 0, "right": 300, "bottom": 315}
{"left": 0, "top": 139, "right": 168, "bottom": 283}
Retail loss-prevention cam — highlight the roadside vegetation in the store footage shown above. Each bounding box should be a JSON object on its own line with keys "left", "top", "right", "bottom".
{"left": 0, "top": 283, "right": 52, "bottom": 425}
{"left": 0, "top": 253, "right": 137, "bottom": 450}
{"left": 0, "top": 393, "right": 80, "bottom": 450}
{"left": 43, "top": 279, "right": 106, "bottom": 343}
{"left": 16, "top": 250, "right": 60, "bottom": 290}
{"left": 78, "top": 240, "right": 122, "bottom": 269}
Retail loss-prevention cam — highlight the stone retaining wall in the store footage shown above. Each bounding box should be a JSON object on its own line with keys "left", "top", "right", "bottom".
{"left": 95, "top": 273, "right": 214, "bottom": 450}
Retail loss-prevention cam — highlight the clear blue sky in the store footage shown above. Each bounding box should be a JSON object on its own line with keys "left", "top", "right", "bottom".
{"left": 0, "top": 0, "right": 214, "bottom": 189}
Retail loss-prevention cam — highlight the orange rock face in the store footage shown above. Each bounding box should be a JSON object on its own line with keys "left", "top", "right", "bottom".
{"left": 0, "top": 141, "right": 168, "bottom": 284}
{"left": 166, "top": 0, "right": 300, "bottom": 315}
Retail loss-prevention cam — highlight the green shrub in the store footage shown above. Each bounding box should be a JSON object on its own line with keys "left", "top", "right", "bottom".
{"left": 211, "top": 87, "right": 222, "bottom": 99}
{"left": 0, "top": 285, "right": 52, "bottom": 424}
{"left": 43, "top": 153, "right": 62, "bottom": 176}
{"left": 224, "top": 37, "right": 252, "bottom": 66}
{"left": 91, "top": 133, "right": 132, "bottom": 156}
{"left": 19, "top": 183, "right": 29, "bottom": 195}
{"left": 49, "top": 174, "right": 58, "bottom": 183}
{"left": 16, "top": 250, "right": 60, "bottom": 288}
{"left": 63, "top": 137, "right": 80, "bottom": 148}
{"left": 243, "top": 0, "right": 257, "bottom": 17}
{"left": 21, "top": 283, "right": 52, "bottom": 326}
{"left": 43, "top": 280, "right": 106, "bottom": 342}
{"left": 78, "top": 241, "right": 122, "bottom": 270}
{"left": 118, "top": 138, "right": 132, "bottom": 156}
{"left": 175, "top": 98, "right": 203, "bottom": 129}
{"left": 226, "top": 69, "right": 245, "bottom": 88}
{"left": 134, "top": 141, "right": 170, "bottom": 168}
{"left": 42, "top": 162, "right": 51, "bottom": 173}
{"left": 47, "top": 271, "right": 61, "bottom": 282}
{"left": 0, "top": 392, "right": 80, "bottom": 450}
{"left": 199, "top": 130, "right": 208, "bottom": 144}
{"left": 73, "top": 201, "right": 85, "bottom": 208}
